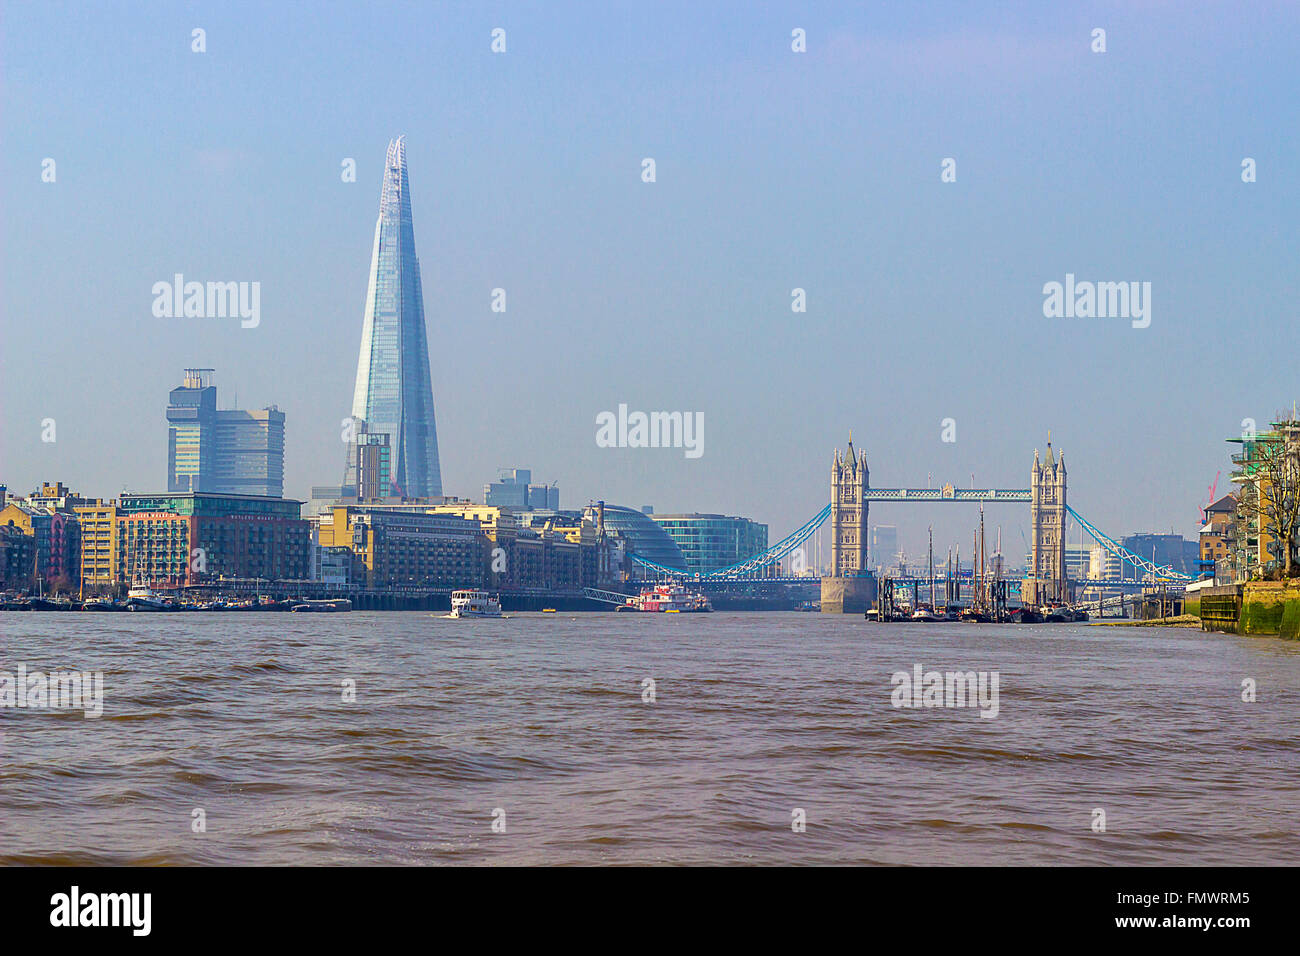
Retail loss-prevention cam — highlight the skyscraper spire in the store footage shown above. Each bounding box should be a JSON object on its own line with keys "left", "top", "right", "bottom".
{"left": 349, "top": 136, "right": 443, "bottom": 497}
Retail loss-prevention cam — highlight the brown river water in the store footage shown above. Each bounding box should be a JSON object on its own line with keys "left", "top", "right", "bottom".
{"left": 1, "top": 612, "right": 1297, "bottom": 865}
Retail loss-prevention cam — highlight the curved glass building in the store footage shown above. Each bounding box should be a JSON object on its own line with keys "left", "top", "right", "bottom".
{"left": 596, "top": 505, "right": 687, "bottom": 573}
{"left": 649, "top": 513, "right": 768, "bottom": 575}
{"left": 350, "top": 136, "right": 442, "bottom": 497}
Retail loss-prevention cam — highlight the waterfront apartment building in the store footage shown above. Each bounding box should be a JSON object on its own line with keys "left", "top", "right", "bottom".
{"left": 117, "top": 493, "right": 309, "bottom": 587}
{"left": 167, "top": 369, "right": 286, "bottom": 497}
{"left": 312, "top": 501, "right": 603, "bottom": 592}
{"left": 0, "top": 525, "right": 37, "bottom": 590}
{"left": 309, "top": 531, "right": 353, "bottom": 586}
{"left": 430, "top": 503, "right": 595, "bottom": 591}
{"left": 75, "top": 501, "right": 120, "bottom": 593}
{"left": 317, "top": 505, "right": 482, "bottom": 589}
{"left": 650, "top": 513, "right": 768, "bottom": 576}
{"left": 1229, "top": 417, "right": 1300, "bottom": 579}
{"left": 1199, "top": 494, "right": 1237, "bottom": 569}
{"left": 495, "top": 521, "right": 589, "bottom": 592}
{"left": 514, "top": 512, "right": 601, "bottom": 589}
{"left": 0, "top": 501, "right": 79, "bottom": 588}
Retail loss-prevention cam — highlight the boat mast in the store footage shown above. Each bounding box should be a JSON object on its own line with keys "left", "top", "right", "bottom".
{"left": 946, "top": 548, "right": 953, "bottom": 606}
{"left": 978, "top": 505, "right": 987, "bottom": 609}
{"left": 928, "top": 527, "right": 935, "bottom": 609}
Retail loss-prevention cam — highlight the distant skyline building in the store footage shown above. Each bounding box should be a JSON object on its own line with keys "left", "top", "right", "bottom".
{"left": 483, "top": 468, "right": 559, "bottom": 511}
{"left": 1121, "top": 532, "right": 1199, "bottom": 577}
{"left": 166, "top": 369, "right": 285, "bottom": 497}
{"left": 348, "top": 136, "right": 442, "bottom": 498}
{"left": 871, "top": 525, "right": 898, "bottom": 571}
{"left": 342, "top": 421, "right": 392, "bottom": 501}
{"left": 1089, "top": 544, "right": 1124, "bottom": 581}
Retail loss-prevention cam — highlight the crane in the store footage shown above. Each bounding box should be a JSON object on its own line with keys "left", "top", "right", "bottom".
{"left": 1199, "top": 471, "right": 1221, "bottom": 524}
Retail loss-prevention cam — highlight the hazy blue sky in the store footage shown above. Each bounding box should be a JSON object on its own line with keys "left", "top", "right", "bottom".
{"left": 3, "top": 1, "right": 1297, "bottom": 562}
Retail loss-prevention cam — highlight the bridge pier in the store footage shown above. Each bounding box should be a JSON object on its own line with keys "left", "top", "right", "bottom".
{"left": 820, "top": 575, "right": 878, "bottom": 614}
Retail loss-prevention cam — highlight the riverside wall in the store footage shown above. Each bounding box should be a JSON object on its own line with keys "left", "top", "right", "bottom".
{"left": 1198, "top": 581, "right": 1300, "bottom": 639}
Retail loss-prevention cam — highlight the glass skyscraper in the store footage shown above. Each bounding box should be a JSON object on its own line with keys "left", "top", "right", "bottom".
{"left": 167, "top": 368, "right": 285, "bottom": 498}
{"left": 349, "top": 135, "right": 442, "bottom": 498}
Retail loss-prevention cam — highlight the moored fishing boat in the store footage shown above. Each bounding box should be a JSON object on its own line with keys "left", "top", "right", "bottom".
{"left": 127, "top": 583, "right": 175, "bottom": 611}
{"left": 126, "top": 547, "right": 175, "bottom": 610}
{"left": 81, "top": 597, "right": 125, "bottom": 611}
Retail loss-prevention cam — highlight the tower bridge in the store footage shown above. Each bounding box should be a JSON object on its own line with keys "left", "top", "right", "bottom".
{"left": 625, "top": 433, "right": 1194, "bottom": 608}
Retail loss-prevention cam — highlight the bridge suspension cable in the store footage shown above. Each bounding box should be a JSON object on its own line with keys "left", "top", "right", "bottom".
{"left": 1066, "top": 506, "right": 1193, "bottom": 582}
{"left": 628, "top": 504, "right": 832, "bottom": 579}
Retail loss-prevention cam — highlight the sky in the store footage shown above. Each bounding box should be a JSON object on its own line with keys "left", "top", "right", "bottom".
{"left": 3, "top": 0, "right": 1297, "bottom": 565}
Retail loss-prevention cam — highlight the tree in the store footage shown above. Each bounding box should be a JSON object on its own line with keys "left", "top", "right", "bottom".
{"left": 1234, "top": 415, "right": 1300, "bottom": 578}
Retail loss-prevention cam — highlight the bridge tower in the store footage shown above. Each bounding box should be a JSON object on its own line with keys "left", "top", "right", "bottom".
{"left": 821, "top": 434, "right": 877, "bottom": 613}
{"left": 1022, "top": 440, "right": 1071, "bottom": 606}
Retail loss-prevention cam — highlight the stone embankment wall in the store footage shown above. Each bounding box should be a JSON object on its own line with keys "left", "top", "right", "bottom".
{"left": 1199, "top": 581, "right": 1300, "bottom": 639}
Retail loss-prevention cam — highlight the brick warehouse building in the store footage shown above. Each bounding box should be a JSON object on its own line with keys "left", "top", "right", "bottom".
{"left": 117, "top": 493, "right": 310, "bottom": 588}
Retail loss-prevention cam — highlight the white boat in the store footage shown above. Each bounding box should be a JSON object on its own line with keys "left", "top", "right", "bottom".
{"left": 125, "top": 543, "right": 173, "bottom": 610}
{"left": 910, "top": 605, "right": 940, "bottom": 622}
{"left": 447, "top": 589, "right": 502, "bottom": 618}
{"left": 127, "top": 584, "right": 173, "bottom": 611}
{"left": 290, "top": 599, "right": 352, "bottom": 613}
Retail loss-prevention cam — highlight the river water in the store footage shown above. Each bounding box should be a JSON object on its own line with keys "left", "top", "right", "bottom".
{"left": 1, "top": 612, "right": 1296, "bottom": 865}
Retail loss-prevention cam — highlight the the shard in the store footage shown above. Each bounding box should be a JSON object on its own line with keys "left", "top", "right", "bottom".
{"left": 349, "top": 135, "right": 442, "bottom": 498}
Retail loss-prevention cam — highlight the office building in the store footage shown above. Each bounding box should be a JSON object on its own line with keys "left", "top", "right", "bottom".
{"left": 650, "top": 513, "right": 768, "bottom": 576}
{"left": 871, "top": 525, "right": 898, "bottom": 571}
{"left": 348, "top": 136, "right": 442, "bottom": 497}
{"left": 1088, "top": 544, "right": 1124, "bottom": 581}
{"left": 483, "top": 468, "right": 559, "bottom": 511}
{"left": 341, "top": 421, "right": 392, "bottom": 500}
{"left": 1121, "top": 533, "right": 1199, "bottom": 577}
{"left": 167, "top": 369, "right": 285, "bottom": 497}
{"left": 592, "top": 505, "right": 686, "bottom": 576}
